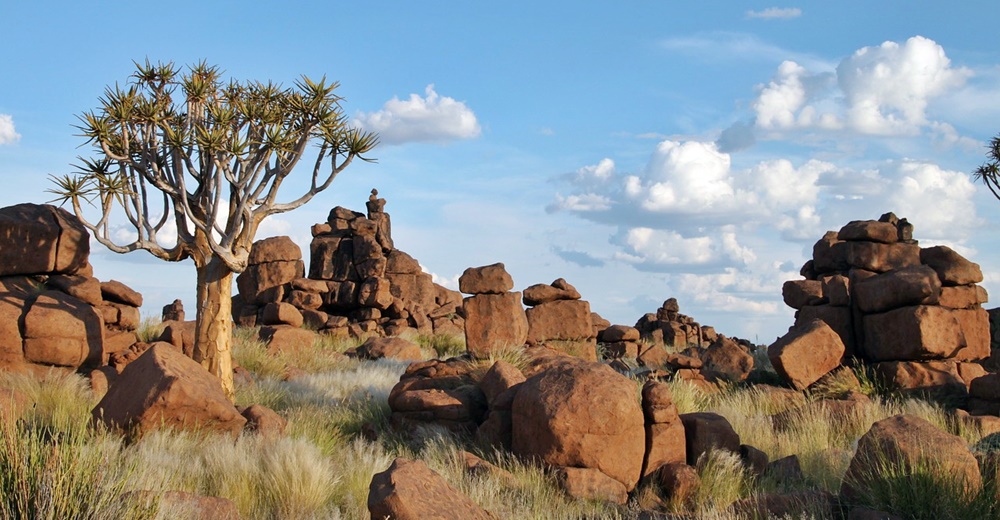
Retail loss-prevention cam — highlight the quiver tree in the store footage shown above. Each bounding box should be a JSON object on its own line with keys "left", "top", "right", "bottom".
{"left": 974, "top": 134, "right": 1000, "bottom": 201}
{"left": 49, "top": 61, "right": 378, "bottom": 399}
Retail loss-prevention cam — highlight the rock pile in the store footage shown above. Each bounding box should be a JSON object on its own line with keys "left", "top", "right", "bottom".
{"left": 774, "top": 213, "right": 991, "bottom": 398}
{"left": 460, "top": 263, "right": 528, "bottom": 358}
{"left": 234, "top": 191, "right": 464, "bottom": 342}
{"left": 596, "top": 298, "right": 754, "bottom": 385}
{"left": 0, "top": 203, "right": 142, "bottom": 375}
{"left": 522, "top": 278, "right": 597, "bottom": 360}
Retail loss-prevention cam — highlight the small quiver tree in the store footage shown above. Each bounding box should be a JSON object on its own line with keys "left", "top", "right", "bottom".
{"left": 49, "top": 61, "right": 378, "bottom": 399}
{"left": 974, "top": 134, "right": 1000, "bottom": 201}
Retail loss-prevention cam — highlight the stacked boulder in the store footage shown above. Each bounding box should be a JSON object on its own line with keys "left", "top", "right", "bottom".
{"left": 234, "top": 190, "right": 464, "bottom": 341}
{"left": 604, "top": 298, "right": 754, "bottom": 384}
{"left": 523, "top": 278, "right": 597, "bottom": 361}
{"left": 460, "top": 263, "right": 528, "bottom": 358}
{"left": 635, "top": 298, "right": 714, "bottom": 349}
{"left": 775, "top": 213, "right": 990, "bottom": 397}
{"left": 0, "top": 203, "right": 142, "bottom": 375}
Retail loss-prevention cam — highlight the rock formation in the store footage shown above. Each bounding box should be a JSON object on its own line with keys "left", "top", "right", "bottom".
{"left": 775, "top": 213, "right": 990, "bottom": 398}
{"left": 0, "top": 203, "right": 142, "bottom": 375}
{"left": 233, "top": 191, "right": 464, "bottom": 340}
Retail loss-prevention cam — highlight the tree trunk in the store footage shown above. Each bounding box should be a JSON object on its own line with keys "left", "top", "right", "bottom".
{"left": 193, "top": 254, "right": 235, "bottom": 400}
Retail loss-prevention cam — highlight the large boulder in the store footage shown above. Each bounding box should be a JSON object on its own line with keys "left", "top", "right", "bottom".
{"left": 700, "top": 337, "right": 753, "bottom": 383}
{"left": 841, "top": 414, "right": 981, "bottom": 502}
{"left": 22, "top": 290, "right": 104, "bottom": 368}
{"left": 92, "top": 344, "right": 246, "bottom": 438}
{"left": 852, "top": 265, "right": 941, "bottom": 314}
{"left": 511, "top": 359, "right": 645, "bottom": 491}
{"left": 463, "top": 293, "right": 528, "bottom": 358}
{"left": 641, "top": 380, "right": 686, "bottom": 479}
{"left": 248, "top": 235, "right": 302, "bottom": 265}
{"left": 679, "top": 412, "right": 740, "bottom": 466}
{"left": 368, "top": 458, "right": 494, "bottom": 520}
{"left": 863, "top": 305, "right": 966, "bottom": 361}
{"left": 769, "top": 319, "right": 845, "bottom": 390}
{"left": 525, "top": 300, "right": 593, "bottom": 345}
{"left": 458, "top": 263, "right": 514, "bottom": 294}
{"left": 920, "top": 245, "right": 984, "bottom": 286}
{"left": 0, "top": 203, "right": 89, "bottom": 276}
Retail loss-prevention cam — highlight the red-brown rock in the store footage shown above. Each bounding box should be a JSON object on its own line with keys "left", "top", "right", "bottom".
{"left": 852, "top": 265, "right": 941, "bottom": 314}
{"left": 522, "top": 279, "right": 581, "bottom": 305}
{"left": 47, "top": 275, "right": 103, "bottom": 306}
{"left": 248, "top": 235, "right": 302, "bottom": 264}
{"left": 838, "top": 220, "right": 899, "bottom": 243}
{"left": 241, "top": 404, "right": 287, "bottom": 438}
{"left": 22, "top": 290, "right": 103, "bottom": 368}
{"left": 794, "top": 304, "right": 855, "bottom": 357}
{"left": 463, "top": 293, "right": 528, "bottom": 358}
{"left": 841, "top": 414, "right": 981, "bottom": 502}
{"left": 679, "top": 412, "right": 740, "bottom": 465}
{"left": 261, "top": 302, "right": 304, "bottom": 327}
{"left": 458, "top": 263, "right": 514, "bottom": 294}
{"left": 259, "top": 325, "right": 318, "bottom": 354}
{"left": 920, "top": 245, "right": 984, "bottom": 286}
{"left": 847, "top": 241, "right": 920, "bottom": 273}
{"left": 864, "top": 305, "right": 966, "bottom": 361}
{"left": 0, "top": 203, "right": 89, "bottom": 276}
{"left": 768, "top": 319, "right": 845, "bottom": 390}
{"left": 782, "top": 280, "right": 825, "bottom": 309}
{"left": 556, "top": 466, "right": 628, "bottom": 505}
{"left": 92, "top": 344, "right": 246, "bottom": 438}
{"left": 656, "top": 463, "right": 700, "bottom": 508}
{"left": 525, "top": 299, "right": 593, "bottom": 345}
{"left": 953, "top": 307, "right": 991, "bottom": 361}
{"left": 511, "top": 360, "right": 645, "bottom": 491}
{"left": 642, "top": 380, "right": 687, "bottom": 478}
{"left": 100, "top": 280, "right": 143, "bottom": 307}
{"left": 355, "top": 336, "right": 423, "bottom": 360}
{"left": 700, "top": 338, "right": 753, "bottom": 383}
{"left": 368, "top": 458, "right": 495, "bottom": 520}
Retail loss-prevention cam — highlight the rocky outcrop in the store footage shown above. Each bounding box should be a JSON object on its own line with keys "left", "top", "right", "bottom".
{"left": 0, "top": 204, "right": 143, "bottom": 375}
{"left": 234, "top": 191, "right": 464, "bottom": 342}
{"left": 779, "top": 213, "right": 990, "bottom": 397}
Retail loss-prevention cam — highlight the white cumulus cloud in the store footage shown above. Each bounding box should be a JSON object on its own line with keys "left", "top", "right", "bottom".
{"left": 746, "top": 7, "right": 802, "bottom": 20}
{"left": 354, "top": 85, "right": 481, "bottom": 144}
{"left": 885, "top": 160, "right": 980, "bottom": 241}
{"left": 747, "top": 36, "right": 972, "bottom": 139}
{"left": 0, "top": 114, "right": 20, "bottom": 145}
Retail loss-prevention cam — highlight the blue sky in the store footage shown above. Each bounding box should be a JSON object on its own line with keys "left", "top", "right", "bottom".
{"left": 3, "top": 2, "right": 1000, "bottom": 343}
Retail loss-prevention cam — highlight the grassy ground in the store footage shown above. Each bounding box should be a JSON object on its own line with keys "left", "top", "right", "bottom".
{"left": 1, "top": 323, "right": 998, "bottom": 519}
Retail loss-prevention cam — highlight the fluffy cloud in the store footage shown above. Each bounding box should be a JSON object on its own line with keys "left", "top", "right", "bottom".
{"left": 885, "top": 160, "right": 980, "bottom": 240}
{"left": 0, "top": 114, "right": 20, "bottom": 145}
{"left": 746, "top": 7, "right": 802, "bottom": 20}
{"left": 353, "top": 85, "right": 481, "bottom": 144}
{"left": 748, "top": 36, "right": 971, "bottom": 139}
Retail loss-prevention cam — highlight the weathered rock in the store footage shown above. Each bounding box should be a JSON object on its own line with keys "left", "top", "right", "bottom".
{"left": 740, "top": 444, "right": 769, "bottom": 478}
{"left": 240, "top": 404, "right": 287, "bottom": 438}
{"left": 511, "top": 360, "right": 645, "bottom": 491}
{"left": 478, "top": 360, "right": 525, "bottom": 407}
{"left": 969, "top": 373, "right": 1000, "bottom": 401}
{"left": 92, "top": 344, "right": 245, "bottom": 438}
{"left": 782, "top": 280, "right": 825, "bottom": 309}
{"left": 525, "top": 300, "right": 593, "bottom": 345}
{"left": 385, "top": 250, "right": 421, "bottom": 274}
{"left": 822, "top": 275, "right": 851, "bottom": 306}
{"left": 248, "top": 235, "right": 302, "bottom": 265}
{"left": 873, "top": 360, "right": 967, "bottom": 397}
{"left": 100, "top": 280, "right": 143, "bottom": 307}
{"left": 656, "top": 463, "right": 700, "bottom": 509}
{"left": 458, "top": 263, "right": 514, "bottom": 294}
{"left": 794, "top": 304, "right": 855, "bottom": 358}
{"left": 368, "top": 458, "right": 494, "bottom": 520}
{"left": 768, "top": 319, "right": 845, "bottom": 390}
{"left": 522, "top": 279, "right": 581, "bottom": 306}
{"left": 953, "top": 307, "right": 991, "bottom": 361}
{"left": 642, "top": 380, "right": 686, "bottom": 478}
{"left": 679, "top": 412, "right": 740, "bottom": 466}
{"left": 463, "top": 293, "right": 528, "bottom": 358}
{"left": 939, "top": 285, "right": 988, "bottom": 309}
{"left": 846, "top": 241, "right": 920, "bottom": 273}
{"left": 700, "top": 338, "right": 753, "bottom": 383}
{"left": 259, "top": 325, "right": 318, "bottom": 354}
{"left": 358, "top": 277, "right": 393, "bottom": 310}
{"left": 0, "top": 203, "right": 89, "bottom": 276}
{"left": 556, "top": 466, "right": 628, "bottom": 505}
{"left": 601, "top": 325, "right": 641, "bottom": 343}
{"left": 864, "top": 305, "right": 966, "bottom": 361}
{"left": 838, "top": 220, "right": 899, "bottom": 243}
{"left": 261, "top": 302, "right": 304, "bottom": 328}
{"left": 47, "top": 275, "right": 103, "bottom": 306}
{"left": 161, "top": 299, "right": 184, "bottom": 322}
{"left": 920, "top": 245, "right": 984, "bottom": 286}
{"left": 852, "top": 265, "right": 941, "bottom": 314}
{"left": 355, "top": 336, "right": 423, "bottom": 360}
{"left": 731, "top": 490, "right": 836, "bottom": 520}
{"left": 841, "top": 414, "right": 981, "bottom": 502}
{"left": 812, "top": 231, "right": 849, "bottom": 273}
{"left": 22, "top": 290, "right": 104, "bottom": 368}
